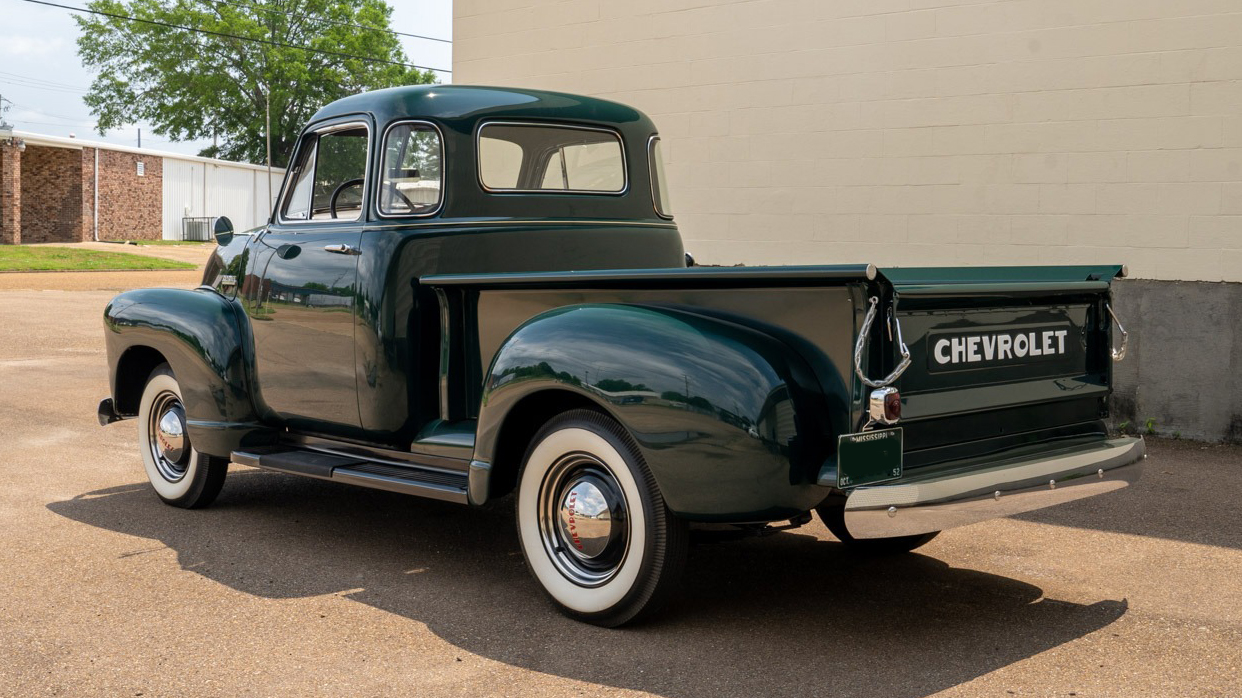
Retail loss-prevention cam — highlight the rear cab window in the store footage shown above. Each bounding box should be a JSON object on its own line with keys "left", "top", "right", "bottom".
{"left": 478, "top": 123, "right": 626, "bottom": 193}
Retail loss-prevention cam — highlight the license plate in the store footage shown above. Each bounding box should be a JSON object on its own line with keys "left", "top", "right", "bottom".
{"left": 836, "top": 428, "right": 903, "bottom": 488}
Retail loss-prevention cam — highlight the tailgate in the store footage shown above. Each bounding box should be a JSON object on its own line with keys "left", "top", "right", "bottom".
{"left": 876, "top": 265, "right": 1126, "bottom": 471}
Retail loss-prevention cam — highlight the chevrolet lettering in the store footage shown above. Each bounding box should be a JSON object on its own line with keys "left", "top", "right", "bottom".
{"left": 97, "top": 85, "right": 1145, "bottom": 627}
{"left": 929, "top": 325, "right": 1077, "bottom": 371}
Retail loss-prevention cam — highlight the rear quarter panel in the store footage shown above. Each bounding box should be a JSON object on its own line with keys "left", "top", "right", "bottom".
{"left": 466, "top": 283, "right": 868, "bottom": 521}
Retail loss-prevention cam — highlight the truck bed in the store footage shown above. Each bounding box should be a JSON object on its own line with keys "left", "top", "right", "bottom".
{"left": 422, "top": 262, "right": 1126, "bottom": 492}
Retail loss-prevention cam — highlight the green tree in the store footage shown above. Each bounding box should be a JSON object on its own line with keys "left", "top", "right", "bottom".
{"left": 75, "top": 0, "right": 435, "bottom": 165}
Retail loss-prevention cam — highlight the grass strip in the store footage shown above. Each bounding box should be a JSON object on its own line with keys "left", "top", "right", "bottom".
{"left": 0, "top": 247, "right": 198, "bottom": 272}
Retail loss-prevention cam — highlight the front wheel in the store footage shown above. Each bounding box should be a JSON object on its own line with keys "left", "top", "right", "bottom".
{"left": 816, "top": 502, "right": 939, "bottom": 554}
{"left": 516, "top": 409, "right": 688, "bottom": 627}
{"left": 136, "top": 365, "right": 228, "bottom": 509}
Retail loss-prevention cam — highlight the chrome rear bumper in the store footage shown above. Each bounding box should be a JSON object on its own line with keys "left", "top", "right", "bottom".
{"left": 843, "top": 436, "right": 1145, "bottom": 539}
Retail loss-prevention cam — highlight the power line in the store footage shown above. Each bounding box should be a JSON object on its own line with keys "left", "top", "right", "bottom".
{"left": 0, "top": 70, "right": 89, "bottom": 91}
{"left": 10, "top": 118, "right": 92, "bottom": 127}
{"left": 0, "top": 76, "right": 90, "bottom": 94}
{"left": 19, "top": 0, "right": 452, "bottom": 73}
{"left": 202, "top": 0, "right": 451, "bottom": 44}
{"left": 8, "top": 99, "right": 94, "bottom": 122}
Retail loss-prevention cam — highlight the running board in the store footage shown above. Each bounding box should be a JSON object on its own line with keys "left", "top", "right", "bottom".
{"left": 232, "top": 447, "right": 469, "bottom": 504}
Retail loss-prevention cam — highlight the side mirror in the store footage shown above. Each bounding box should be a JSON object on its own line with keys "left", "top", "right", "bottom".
{"left": 213, "top": 216, "right": 234, "bottom": 246}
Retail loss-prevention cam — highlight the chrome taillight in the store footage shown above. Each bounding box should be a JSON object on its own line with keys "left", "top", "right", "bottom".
{"left": 869, "top": 387, "right": 901, "bottom": 425}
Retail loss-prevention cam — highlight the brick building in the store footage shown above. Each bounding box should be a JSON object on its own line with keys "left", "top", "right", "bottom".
{"left": 0, "top": 131, "right": 282, "bottom": 244}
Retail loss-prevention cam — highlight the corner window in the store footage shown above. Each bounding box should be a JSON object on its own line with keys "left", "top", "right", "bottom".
{"left": 649, "top": 136, "right": 672, "bottom": 218}
{"left": 280, "top": 123, "right": 369, "bottom": 222}
{"left": 478, "top": 123, "right": 626, "bottom": 193}
{"left": 379, "top": 122, "right": 443, "bottom": 216}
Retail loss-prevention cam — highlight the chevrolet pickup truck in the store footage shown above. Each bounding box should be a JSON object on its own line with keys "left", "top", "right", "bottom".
{"left": 99, "top": 85, "right": 1144, "bottom": 627}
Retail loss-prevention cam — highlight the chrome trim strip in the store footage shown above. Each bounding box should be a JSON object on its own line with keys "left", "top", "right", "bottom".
{"left": 374, "top": 119, "right": 445, "bottom": 220}
{"left": 648, "top": 135, "right": 673, "bottom": 220}
{"left": 283, "top": 432, "right": 470, "bottom": 474}
{"left": 332, "top": 468, "right": 468, "bottom": 504}
{"left": 843, "top": 437, "right": 1145, "bottom": 538}
{"left": 467, "top": 459, "right": 492, "bottom": 506}
{"left": 276, "top": 118, "right": 372, "bottom": 226}
{"left": 476, "top": 120, "right": 628, "bottom": 195}
{"left": 230, "top": 450, "right": 263, "bottom": 468}
{"left": 361, "top": 218, "right": 676, "bottom": 231}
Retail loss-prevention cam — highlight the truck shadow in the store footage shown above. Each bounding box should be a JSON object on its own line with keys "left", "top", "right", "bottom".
{"left": 49, "top": 470, "right": 1127, "bottom": 698}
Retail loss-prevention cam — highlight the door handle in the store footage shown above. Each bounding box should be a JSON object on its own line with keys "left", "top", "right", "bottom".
{"left": 323, "top": 243, "right": 361, "bottom": 256}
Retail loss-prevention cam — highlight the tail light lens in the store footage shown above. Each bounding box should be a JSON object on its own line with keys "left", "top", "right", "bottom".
{"left": 868, "top": 387, "right": 901, "bottom": 426}
{"left": 884, "top": 390, "right": 902, "bottom": 421}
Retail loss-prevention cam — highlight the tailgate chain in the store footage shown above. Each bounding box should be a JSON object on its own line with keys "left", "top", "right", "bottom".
{"left": 854, "top": 296, "right": 912, "bottom": 388}
{"left": 1105, "top": 303, "right": 1128, "bottom": 361}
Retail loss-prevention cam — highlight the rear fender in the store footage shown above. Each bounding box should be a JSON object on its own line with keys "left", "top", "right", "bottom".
{"left": 473, "top": 304, "right": 835, "bottom": 521}
{"left": 104, "top": 287, "right": 267, "bottom": 456}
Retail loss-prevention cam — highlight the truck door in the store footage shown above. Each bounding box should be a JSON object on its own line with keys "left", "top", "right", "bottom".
{"left": 244, "top": 120, "right": 370, "bottom": 432}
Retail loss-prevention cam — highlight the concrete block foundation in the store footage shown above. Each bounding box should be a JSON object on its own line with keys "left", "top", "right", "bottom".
{"left": 1110, "top": 279, "right": 1242, "bottom": 443}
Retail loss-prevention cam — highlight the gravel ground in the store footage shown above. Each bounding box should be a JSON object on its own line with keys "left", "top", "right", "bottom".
{"left": 0, "top": 273, "right": 1239, "bottom": 698}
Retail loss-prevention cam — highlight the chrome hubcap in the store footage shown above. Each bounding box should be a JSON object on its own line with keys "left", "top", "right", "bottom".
{"left": 539, "top": 454, "right": 628, "bottom": 587}
{"left": 157, "top": 410, "right": 186, "bottom": 463}
{"left": 147, "top": 392, "right": 189, "bottom": 482}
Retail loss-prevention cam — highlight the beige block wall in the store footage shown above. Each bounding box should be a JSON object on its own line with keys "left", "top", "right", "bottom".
{"left": 454, "top": 0, "right": 1242, "bottom": 281}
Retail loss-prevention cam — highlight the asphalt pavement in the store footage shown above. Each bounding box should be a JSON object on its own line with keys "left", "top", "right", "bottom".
{"left": 0, "top": 260, "right": 1239, "bottom": 697}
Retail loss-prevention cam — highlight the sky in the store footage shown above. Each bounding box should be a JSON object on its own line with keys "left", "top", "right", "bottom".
{"left": 0, "top": 0, "right": 453, "bottom": 157}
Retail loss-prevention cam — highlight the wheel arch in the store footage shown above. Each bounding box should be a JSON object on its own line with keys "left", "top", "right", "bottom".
{"left": 104, "top": 287, "right": 268, "bottom": 457}
{"left": 477, "top": 388, "right": 608, "bottom": 503}
{"left": 112, "top": 345, "right": 170, "bottom": 416}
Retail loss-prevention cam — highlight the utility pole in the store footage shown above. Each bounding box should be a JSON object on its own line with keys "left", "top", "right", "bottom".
{"left": 265, "top": 88, "right": 272, "bottom": 207}
{"left": 137, "top": 127, "right": 141, "bottom": 148}
{"left": 265, "top": 6, "right": 274, "bottom": 210}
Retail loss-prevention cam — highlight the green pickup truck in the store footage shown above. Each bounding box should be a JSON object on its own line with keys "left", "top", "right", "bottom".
{"left": 99, "top": 85, "right": 1144, "bottom": 627}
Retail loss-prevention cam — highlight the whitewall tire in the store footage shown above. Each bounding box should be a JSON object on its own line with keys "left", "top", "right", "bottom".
{"left": 137, "top": 365, "right": 228, "bottom": 509}
{"left": 516, "top": 409, "right": 687, "bottom": 627}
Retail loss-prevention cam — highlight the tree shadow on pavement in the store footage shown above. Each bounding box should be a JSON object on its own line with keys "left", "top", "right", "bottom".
{"left": 50, "top": 470, "right": 1127, "bottom": 698}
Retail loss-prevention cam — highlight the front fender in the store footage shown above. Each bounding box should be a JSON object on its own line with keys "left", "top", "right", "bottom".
{"left": 475, "top": 304, "right": 835, "bottom": 521}
{"left": 104, "top": 287, "right": 265, "bottom": 456}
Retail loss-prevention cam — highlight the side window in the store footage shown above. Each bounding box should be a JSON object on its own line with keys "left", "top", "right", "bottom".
{"left": 649, "top": 137, "right": 672, "bottom": 218}
{"left": 311, "top": 127, "right": 368, "bottom": 221}
{"left": 282, "top": 139, "right": 317, "bottom": 221}
{"left": 379, "top": 123, "right": 443, "bottom": 216}
{"left": 280, "top": 124, "right": 369, "bottom": 222}
{"left": 478, "top": 123, "right": 625, "bottom": 193}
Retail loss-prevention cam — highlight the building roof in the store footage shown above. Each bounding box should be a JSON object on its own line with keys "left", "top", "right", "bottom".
{"left": 309, "top": 84, "right": 655, "bottom": 134}
{"left": 1, "top": 129, "right": 285, "bottom": 174}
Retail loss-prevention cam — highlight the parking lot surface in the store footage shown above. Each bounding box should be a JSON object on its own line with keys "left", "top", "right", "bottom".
{"left": 1, "top": 268, "right": 1239, "bottom": 697}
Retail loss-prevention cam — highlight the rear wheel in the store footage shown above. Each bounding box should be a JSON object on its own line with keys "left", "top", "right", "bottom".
{"left": 137, "top": 365, "right": 228, "bottom": 509}
{"left": 516, "top": 409, "right": 688, "bottom": 627}
{"left": 816, "top": 502, "right": 939, "bottom": 554}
